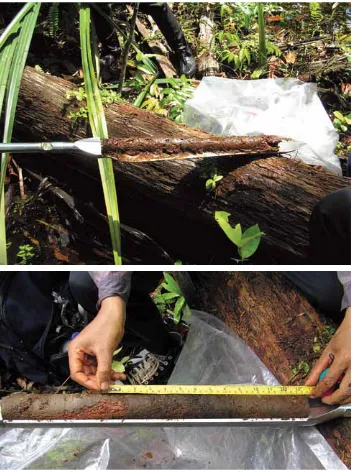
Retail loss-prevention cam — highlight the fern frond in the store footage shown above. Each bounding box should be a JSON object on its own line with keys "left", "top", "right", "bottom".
{"left": 48, "top": 3, "right": 60, "bottom": 38}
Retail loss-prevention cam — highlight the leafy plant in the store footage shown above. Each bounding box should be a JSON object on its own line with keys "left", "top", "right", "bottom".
{"left": 131, "top": 73, "right": 195, "bottom": 123}
{"left": 79, "top": 5, "right": 122, "bottom": 265}
{"left": 48, "top": 3, "right": 60, "bottom": 38}
{"left": 111, "top": 347, "right": 130, "bottom": 373}
{"left": 17, "top": 244, "right": 35, "bottom": 264}
{"left": 205, "top": 172, "right": 223, "bottom": 192}
{"left": 0, "top": 2, "right": 41, "bottom": 265}
{"left": 291, "top": 360, "right": 310, "bottom": 376}
{"left": 215, "top": 211, "right": 264, "bottom": 261}
{"left": 153, "top": 272, "right": 191, "bottom": 324}
{"left": 333, "top": 111, "right": 351, "bottom": 134}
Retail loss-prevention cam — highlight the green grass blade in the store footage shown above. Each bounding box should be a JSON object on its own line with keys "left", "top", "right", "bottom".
{"left": 0, "top": 39, "right": 17, "bottom": 121}
{"left": 0, "top": 3, "right": 40, "bottom": 264}
{"left": 257, "top": 4, "right": 267, "bottom": 66}
{"left": 0, "top": 2, "right": 35, "bottom": 49}
{"left": 79, "top": 5, "right": 122, "bottom": 264}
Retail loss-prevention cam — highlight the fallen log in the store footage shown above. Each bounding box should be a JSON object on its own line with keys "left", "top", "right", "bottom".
{"left": 191, "top": 271, "right": 351, "bottom": 467}
{"left": 1, "top": 392, "right": 308, "bottom": 420}
{"left": 12, "top": 67, "right": 350, "bottom": 263}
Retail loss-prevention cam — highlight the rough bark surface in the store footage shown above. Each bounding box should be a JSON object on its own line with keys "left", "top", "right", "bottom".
{"left": 13, "top": 67, "right": 350, "bottom": 263}
{"left": 191, "top": 271, "right": 351, "bottom": 468}
{"left": 2, "top": 392, "right": 308, "bottom": 420}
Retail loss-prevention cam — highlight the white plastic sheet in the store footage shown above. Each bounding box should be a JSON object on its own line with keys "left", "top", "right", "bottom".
{"left": 0, "top": 311, "right": 346, "bottom": 469}
{"left": 183, "top": 77, "right": 342, "bottom": 175}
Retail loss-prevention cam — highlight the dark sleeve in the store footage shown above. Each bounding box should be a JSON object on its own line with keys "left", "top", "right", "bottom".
{"left": 88, "top": 271, "right": 132, "bottom": 308}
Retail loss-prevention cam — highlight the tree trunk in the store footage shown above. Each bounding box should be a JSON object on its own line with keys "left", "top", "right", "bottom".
{"left": 1, "top": 392, "right": 308, "bottom": 420}
{"left": 190, "top": 271, "right": 351, "bottom": 468}
{"left": 197, "top": 5, "right": 220, "bottom": 76}
{"left": 12, "top": 67, "right": 350, "bottom": 264}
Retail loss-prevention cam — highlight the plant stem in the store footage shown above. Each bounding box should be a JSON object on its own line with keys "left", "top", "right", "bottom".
{"left": 257, "top": 4, "right": 267, "bottom": 67}
{"left": 118, "top": 4, "right": 139, "bottom": 95}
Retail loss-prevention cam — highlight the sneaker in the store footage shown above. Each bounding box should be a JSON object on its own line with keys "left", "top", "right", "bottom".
{"left": 125, "top": 345, "right": 182, "bottom": 385}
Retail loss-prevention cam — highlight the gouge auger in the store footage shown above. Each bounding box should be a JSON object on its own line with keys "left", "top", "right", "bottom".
{"left": 0, "top": 135, "right": 284, "bottom": 162}
{"left": 0, "top": 388, "right": 350, "bottom": 428}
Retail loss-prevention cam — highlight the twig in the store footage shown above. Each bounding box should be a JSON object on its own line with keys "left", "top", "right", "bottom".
{"left": 11, "top": 158, "right": 26, "bottom": 201}
{"left": 118, "top": 3, "right": 139, "bottom": 95}
{"left": 281, "top": 311, "right": 308, "bottom": 325}
{"left": 55, "top": 375, "right": 71, "bottom": 394}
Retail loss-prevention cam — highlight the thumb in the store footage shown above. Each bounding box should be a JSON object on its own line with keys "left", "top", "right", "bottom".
{"left": 96, "top": 350, "right": 113, "bottom": 391}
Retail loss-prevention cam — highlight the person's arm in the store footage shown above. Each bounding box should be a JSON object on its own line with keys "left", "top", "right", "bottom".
{"left": 68, "top": 272, "right": 132, "bottom": 391}
{"left": 305, "top": 272, "right": 351, "bottom": 405}
{"left": 88, "top": 271, "right": 132, "bottom": 308}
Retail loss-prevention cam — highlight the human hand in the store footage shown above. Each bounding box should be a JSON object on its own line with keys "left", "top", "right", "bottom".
{"left": 68, "top": 296, "right": 127, "bottom": 391}
{"left": 305, "top": 308, "right": 351, "bottom": 405}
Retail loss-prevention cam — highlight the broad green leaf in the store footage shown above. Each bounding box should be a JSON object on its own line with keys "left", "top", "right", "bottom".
{"left": 214, "top": 175, "right": 223, "bottom": 182}
{"left": 333, "top": 111, "right": 345, "bottom": 121}
{"left": 113, "top": 347, "right": 123, "bottom": 356}
{"left": 111, "top": 360, "right": 125, "bottom": 373}
{"left": 238, "top": 236, "right": 262, "bottom": 260}
{"left": 215, "top": 211, "right": 242, "bottom": 246}
{"left": 121, "top": 356, "right": 130, "bottom": 364}
{"left": 237, "top": 224, "right": 264, "bottom": 248}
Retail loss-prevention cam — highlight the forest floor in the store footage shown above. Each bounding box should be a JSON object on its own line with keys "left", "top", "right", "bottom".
{"left": 1, "top": 2, "right": 351, "bottom": 264}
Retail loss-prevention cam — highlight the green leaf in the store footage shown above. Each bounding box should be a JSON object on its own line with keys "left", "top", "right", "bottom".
{"left": 214, "top": 211, "right": 242, "bottom": 246}
{"left": 113, "top": 347, "right": 123, "bottom": 356}
{"left": 121, "top": 356, "right": 130, "bottom": 364}
{"left": 174, "top": 296, "right": 186, "bottom": 316}
{"left": 111, "top": 360, "right": 125, "bottom": 373}
{"left": 162, "top": 272, "right": 182, "bottom": 295}
{"left": 79, "top": 6, "right": 122, "bottom": 265}
{"left": 214, "top": 175, "right": 223, "bottom": 182}
{"left": 161, "top": 292, "right": 180, "bottom": 301}
{"left": 238, "top": 224, "right": 264, "bottom": 248}
{"left": 333, "top": 110, "right": 345, "bottom": 121}
{"left": 0, "top": 2, "right": 41, "bottom": 264}
{"left": 238, "top": 236, "right": 262, "bottom": 260}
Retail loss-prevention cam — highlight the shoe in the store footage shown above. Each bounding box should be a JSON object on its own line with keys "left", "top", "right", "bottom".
{"left": 175, "top": 47, "right": 196, "bottom": 78}
{"left": 124, "top": 345, "right": 182, "bottom": 385}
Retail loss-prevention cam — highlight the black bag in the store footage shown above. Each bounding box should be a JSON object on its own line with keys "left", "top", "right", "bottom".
{"left": 0, "top": 272, "right": 88, "bottom": 384}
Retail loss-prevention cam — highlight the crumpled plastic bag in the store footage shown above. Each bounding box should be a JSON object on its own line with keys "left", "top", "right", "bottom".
{"left": 0, "top": 311, "right": 346, "bottom": 469}
{"left": 183, "top": 77, "right": 341, "bottom": 175}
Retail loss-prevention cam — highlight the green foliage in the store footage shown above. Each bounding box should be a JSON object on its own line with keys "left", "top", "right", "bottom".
{"left": 17, "top": 244, "right": 35, "bottom": 264}
{"left": 153, "top": 272, "right": 191, "bottom": 324}
{"left": 48, "top": 3, "right": 60, "bottom": 38}
{"left": 130, "top": 71, "right": 195, "bottom": 123}
{"left": 79, "top": 5, "right": 122, "bottom": 265}
{"left": 215, "top": 211, "right": 264, "bottom": 261}
{"left": 205, "top": 173, "right": 223, "bottom": 192}
{"left": 0, "top": 2, "right": 41, "bottom": 264}
{"left": 111, "top": 347, "right": 130, "bottom": 373}
{"left": 291, "top": 360, "right": 310, "bottom": 376}
{"left": 333, "top": 111, "right": 351, "bottom": 134}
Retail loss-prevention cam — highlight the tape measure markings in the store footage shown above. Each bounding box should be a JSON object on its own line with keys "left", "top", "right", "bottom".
{"left": 108, "top": 385, "right": 313, "bottom": 395}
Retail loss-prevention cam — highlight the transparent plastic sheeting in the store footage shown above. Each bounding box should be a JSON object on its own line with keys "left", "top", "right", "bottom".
{"left": 0, "top": 311, "right": 346, "bottom": 470}
{"left": 183, "top": 77, "right": 342, "bottom": 175}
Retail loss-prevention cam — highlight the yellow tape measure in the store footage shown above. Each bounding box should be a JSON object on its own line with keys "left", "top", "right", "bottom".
{"left": 108, "top": 385, "right": 313, "bottom": 395}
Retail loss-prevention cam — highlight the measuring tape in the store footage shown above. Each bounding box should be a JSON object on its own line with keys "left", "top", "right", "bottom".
{"left": 109, "top": 385, "right": 313, "bottom": 395}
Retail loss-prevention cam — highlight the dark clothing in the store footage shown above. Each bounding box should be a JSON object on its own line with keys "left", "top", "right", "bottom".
{"left": 285, "top": 271, "right": 349, "bottom": 322}
{"left": 0, "top": 271, "right": 176, "bottom": 384}
{"left": 309, "top": 187, "right": 351, "bottom": 265}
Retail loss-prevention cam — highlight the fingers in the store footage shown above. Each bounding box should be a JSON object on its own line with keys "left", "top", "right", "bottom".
{"left": 96, "top": 350, "right": 114, "bottom": 391}
{"left": 322, "top": 368, "right": 351, "bottom": 405}
{"left": 310, "top": 360, "right": 346, "bottom": 398}
{"left": 68, "top": 347, "right": 100, "bottom": 390}
{"left": 112, "top": 371, "right": 127, "bottom": 381}
{"left": 305, "top": 351, "right": 331, "bottom": 386}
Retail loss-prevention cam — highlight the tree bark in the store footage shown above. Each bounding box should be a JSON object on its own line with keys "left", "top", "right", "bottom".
{"left": 190, "top": 271, "right": 351, "bottom": 468}
{"left": 12, "top": 67, "right": 350, "bottom": 264}
{"left": 197, "top": 5, "right": 220, "bottom": 76}
{"left": 1, "top": 392, "right": 308, "bottom": 420}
